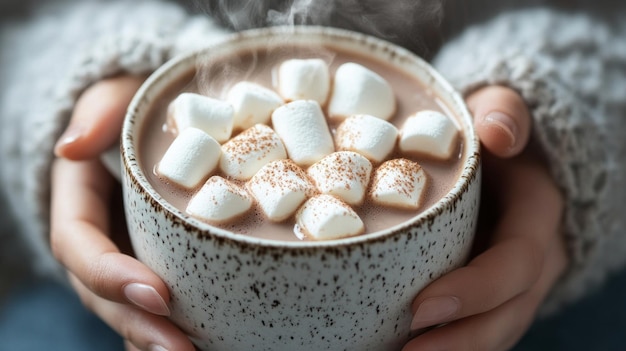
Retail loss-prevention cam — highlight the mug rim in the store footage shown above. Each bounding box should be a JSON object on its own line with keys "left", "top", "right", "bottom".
{"left": 121, "top": 25, "right": 481, "bottom": 249}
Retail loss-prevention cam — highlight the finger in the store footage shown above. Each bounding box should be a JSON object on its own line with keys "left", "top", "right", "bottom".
{"left": 409, "top": 159, "right": 562, "bottom": 330}
{"left": 69, "top": 274, "right": 196, "bottom": 351}
{"left": 51, "top": 158, "right": 170, "bottom": 316}
{"left": 55, "top": 75, "right": 145, "bottom": 160}
{"left": 408, "top": 238, "right": 543, "bottom": 332}
{"left": 403, "top": 235, "right": 568, "bottom": 351}
{"left": 125, "top": 340, "right": 141, "bottom": 351}
{"left": 466, "top": 86, "right": 532, "bottom": 158}
{"left": 406, "top": 295, "right": 536, "bottom": 351}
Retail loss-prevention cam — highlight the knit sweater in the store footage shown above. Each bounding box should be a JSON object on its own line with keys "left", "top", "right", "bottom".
{"left": 0, "top": 0, "right": 231, "bottom": 297}
{"left": 1, "top": 0, "right": 625, "bottom": 316}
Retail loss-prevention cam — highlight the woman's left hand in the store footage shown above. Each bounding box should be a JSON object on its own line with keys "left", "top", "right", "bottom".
{"left": 51, "top": 75, "right": 197, "bottom": 351}
{"left": 404, "top": 86, "right": 568, "bottom": 351}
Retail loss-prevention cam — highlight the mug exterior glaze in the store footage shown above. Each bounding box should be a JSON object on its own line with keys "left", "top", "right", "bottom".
{"left": 121, "top": 26, "right": 481, "bottom": 351}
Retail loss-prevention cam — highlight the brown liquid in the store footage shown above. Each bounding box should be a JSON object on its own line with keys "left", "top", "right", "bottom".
{"left": 139, "top": 45, "right": 465, "bottom": 241}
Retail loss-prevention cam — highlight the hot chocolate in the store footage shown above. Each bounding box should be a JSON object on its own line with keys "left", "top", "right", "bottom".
{"left": 138, "top": 44, "right": 465, "bottom": 241}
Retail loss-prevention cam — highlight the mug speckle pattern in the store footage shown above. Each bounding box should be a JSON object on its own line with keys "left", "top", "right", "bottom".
{"left": 122, "top": 26, "right": 481, "bottom": 351}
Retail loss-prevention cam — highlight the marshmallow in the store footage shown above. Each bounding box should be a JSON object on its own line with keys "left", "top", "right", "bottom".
{"left": 247, "top": 159, "right": 316, "bottom": 222}
{"left": 276, "top": 58, "right": 330, "bottom": 105}
{"left": 220, "top": 124, "right": 287, "bottom": 181}
{"left": 271, "top": 100, "right": 335, "bottom": 166}
{"left": 295, "top": 194, "right": 364, "bottom": 240}
{"left": 370, "top": 158, "right": 427, "bottom": 210}
{"left": 335, "top": 114, "right": 398, "bottom": 163}
{"left": 157, "top": 128, "right": 221, "bottom": 189}
{"left": 187, "top": 176, "right": 252, "bottom": 223}
{"left": 307, "top": 151, "right": 372, "bottom": 206}
{"left": 226, "top": 81, "right": 284, "bottom": 131}
{"left": 399, "top": 110, "right": 459, "bottom": 160}
{"left": 167, "top": 92, "right": 234, "bottom": 143}
{"left": 327, "top": 62, "right": 396, "bottom": 121}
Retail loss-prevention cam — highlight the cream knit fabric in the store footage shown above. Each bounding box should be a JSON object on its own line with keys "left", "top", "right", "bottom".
{"left": 0, "top": 0, "right": 229, "bottom": 290}
{"left": 434, "top": 8, "right": 626, "bottom": 313}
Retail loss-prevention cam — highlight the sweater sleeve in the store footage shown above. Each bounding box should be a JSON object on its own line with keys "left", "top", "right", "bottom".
{"left": 433, "top": 8, "right": 626, "bottom": 314}
{"left": 0, "top": 0, "right": 230, "bottom": 280}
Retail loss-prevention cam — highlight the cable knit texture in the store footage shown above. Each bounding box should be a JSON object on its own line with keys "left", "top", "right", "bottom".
{"left": 0, "top": 0, "right": 229, "bottom": 291}
{"left": 434, "top": 8, "right": 626, "bottom": 314}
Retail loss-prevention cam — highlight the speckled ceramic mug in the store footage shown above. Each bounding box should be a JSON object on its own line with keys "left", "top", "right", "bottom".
{"left": 121, "top": 26, "right": 481, "bottom": 351}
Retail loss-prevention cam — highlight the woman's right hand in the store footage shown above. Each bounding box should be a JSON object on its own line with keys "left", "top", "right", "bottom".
{"left": 51, "top": 75, "right": 196, "bottom": 351}
{"left": 404, "top": 86, "right": 567, "bottom": 351}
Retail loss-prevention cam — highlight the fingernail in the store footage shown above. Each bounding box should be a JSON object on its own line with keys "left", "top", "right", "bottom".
{"left": 54, "top": 124, "right": 84, "bottom": 156}
{"left": 149, "top": 344, "right": 169, "bottom": 351}
{"left": 410, "top": 296, "right": 460, "bottom": 331}
{"left": 123, "top": 283, "right": 170, "bottom": 316}
{"left": 484, "top": 111, "right": 517, "bottom": 149}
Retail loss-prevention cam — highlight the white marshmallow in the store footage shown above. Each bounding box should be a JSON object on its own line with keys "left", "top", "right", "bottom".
{"left": 276, "top": 58, "right": 330, "bottom": 105}
{"left": 335, "top": 114, "right": 398, "bottom": 163}
{"left": 271, "top": 100, "right": 335, "bottom": 166}
{"left": 307, "top": 151, "right": 372, "bottom": 206}
{"left": 186, "top": 176, "right": 252, "bottom": 223}
{"left": 157, "top": 128, "right": 221, "bottom": 189}
{"left": 220, "top": 124, "right": 287, "bottom": 181}
{"left": 168, "top": 92, "right": 234, "bottom": 143}
{"left": 226, "top": 81, "right": 284, "bottom": 130}
{"left": 370, "top": 158, "right": 427, "bottom": 210}
{"left": 247, "top": 159, "right": 316, "bottom": 222}
{"left": 295, "top": 194, "right": 364, "bottom": 240}
{"left": 399, "top": 110, "right": 459, "bottom": 160}
{"left": 327, "top": 62, "right": 396, "bottom": 121}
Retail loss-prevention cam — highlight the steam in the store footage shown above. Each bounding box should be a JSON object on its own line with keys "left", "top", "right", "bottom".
{"left": 190, "top": 0, "right": 445, "bottom": 99}
{"left": 266, "top": 0, "right": 335, "bottom": 27}
{"left": 199, "top": 0, "right": 445, "bottom": 54}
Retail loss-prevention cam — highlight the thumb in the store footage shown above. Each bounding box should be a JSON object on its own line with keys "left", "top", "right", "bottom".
{"left": 466, "top": 86, "right": 532, "bottom": 158}
{"left": 55, "top": 75, "right": 145, "bottom": 160}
